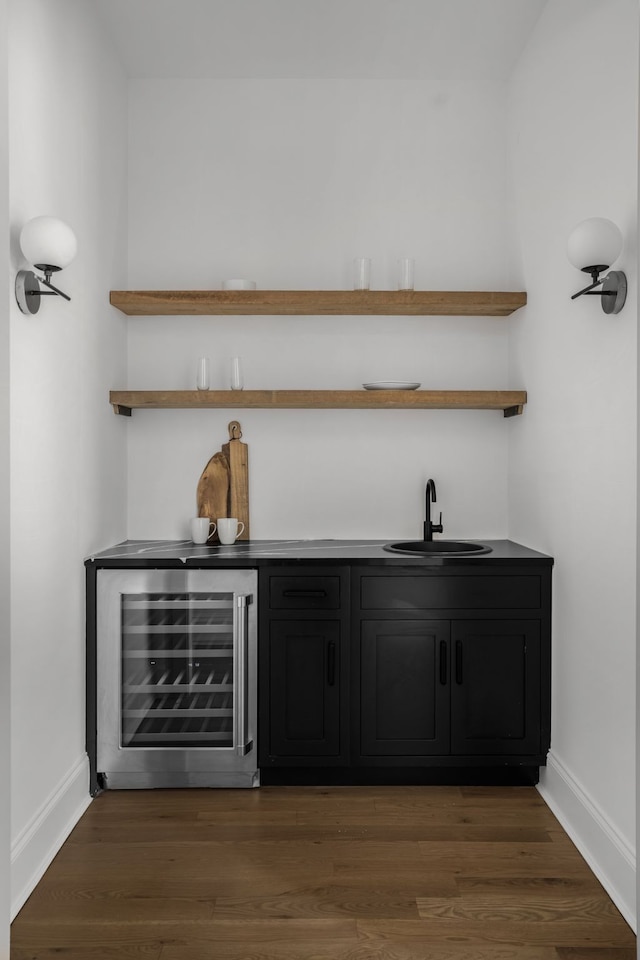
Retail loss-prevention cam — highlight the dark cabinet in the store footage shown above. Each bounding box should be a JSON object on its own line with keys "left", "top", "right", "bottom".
{"left": 259, "top": 567, "right": 350, "bottom": 766}
{"left": 359, "top": 620, "right": 450, "bottom": 756}
{"left": 260, "top": 562, "right": 551, "bottom": 781}
{"left": 267, "top": 618, "right": 342, "bottom": 758}
{"left": 450, "top": 620, "right": 541, "bottom": 756}
{"left": 352, "top": 568, "right": 551, "bottom": 770}
{"left": 359, "top": 618, "right": 543, "bottom": 761}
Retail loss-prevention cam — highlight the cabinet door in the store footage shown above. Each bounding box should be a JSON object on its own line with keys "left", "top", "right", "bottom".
{"left": 451, "top": 620, "right": 541, "bottom": 756}
{"left": 268, "top": 619, "right": 342, "bottom": 758}
{"left": 359, "top": 620, "right": 450, "bottom": 756}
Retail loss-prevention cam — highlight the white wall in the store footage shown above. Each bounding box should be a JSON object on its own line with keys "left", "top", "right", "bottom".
{"left": 8, "top": 0, "right": 128, "bottom": 917}
{"left": 0, "top": 0, "right": 10, "bottom": 952}
{"left": 507, "top": 0, "right": 637, "bottom": 928}
{"left": 125, "top": 78, "right": 519, "bottom": 542}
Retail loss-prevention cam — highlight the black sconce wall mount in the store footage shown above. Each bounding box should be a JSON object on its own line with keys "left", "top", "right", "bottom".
{"left": 567, "top": 217, "right": 627, "bottom": 315}
{"left": 15, "top": 216, "right": 77, "bottom": 315}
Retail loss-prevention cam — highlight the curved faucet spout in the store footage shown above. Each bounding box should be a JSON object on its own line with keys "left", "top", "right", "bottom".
{"left": 424, "top": 478, "right": 443, "bottom": 541}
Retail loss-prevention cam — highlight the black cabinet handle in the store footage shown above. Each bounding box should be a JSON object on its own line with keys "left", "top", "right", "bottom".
{"left": 439, "top": 640, "right": 447, "bottom": 685}
{"left": 455, "top": 640, "right": 463, "bottom": 684}
{"left": 282, "top": 589, "right": 327, "bottom": 599}
{"left": 327, "top": 641, "right": 336, "bottom": 686}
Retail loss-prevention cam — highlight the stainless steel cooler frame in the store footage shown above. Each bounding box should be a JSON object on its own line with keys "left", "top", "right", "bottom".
{"left": 96, "top": 568, "right": 258, "bottom": 788}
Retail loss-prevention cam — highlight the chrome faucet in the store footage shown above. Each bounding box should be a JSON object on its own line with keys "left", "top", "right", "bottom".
{"left": 424, "top": 478, "right": 443, "bottom": 541}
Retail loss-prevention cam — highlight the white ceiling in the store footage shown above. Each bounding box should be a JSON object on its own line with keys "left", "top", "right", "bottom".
{"left": 92, "top": 0, "right": 548, "bottom": 81}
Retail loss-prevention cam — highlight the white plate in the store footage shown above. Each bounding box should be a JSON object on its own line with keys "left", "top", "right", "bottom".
{"left": 363, "top": 381, "right": 421, "bottom": 390}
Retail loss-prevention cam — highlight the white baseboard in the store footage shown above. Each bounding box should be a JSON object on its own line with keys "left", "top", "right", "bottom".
{"left": 11, "top": 754, "right": 92, "bottom": 921}
{"left": 538, "top": 751, "right": 636, "bottom": 932}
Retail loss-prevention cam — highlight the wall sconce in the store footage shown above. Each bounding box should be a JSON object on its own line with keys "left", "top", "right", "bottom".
{"left": 15, "top": 216, "right": 77, "bottom": 315}
{"left": 567, "top": 217, "right": 627, "bottom": 315}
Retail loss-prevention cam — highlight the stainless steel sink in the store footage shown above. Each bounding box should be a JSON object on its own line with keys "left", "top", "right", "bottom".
{"left": 384, "top": 540, "right": 492, "bottom": 556}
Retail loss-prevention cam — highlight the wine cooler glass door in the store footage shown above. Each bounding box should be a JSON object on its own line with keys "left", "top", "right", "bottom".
{"left": 121, "top": 589, "right": 235, "bottom": 748}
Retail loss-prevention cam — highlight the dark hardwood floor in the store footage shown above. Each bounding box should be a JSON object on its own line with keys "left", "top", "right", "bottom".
{"left": 11, "top": 785, "right": 636, "bottom": 959}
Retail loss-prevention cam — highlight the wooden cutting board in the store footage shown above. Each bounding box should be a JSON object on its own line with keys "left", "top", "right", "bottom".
{"left": 222, "top": 421, "right": 250, "bottom": 539}
{"left": 196, "top": 421, "right": 249, "bottom": 542}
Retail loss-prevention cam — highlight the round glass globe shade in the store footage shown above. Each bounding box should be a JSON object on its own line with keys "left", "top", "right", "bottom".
{"left": 567, "top": 217, "right": 622, "bottom": 271}
{"left": 20, "top": 216, "right": 77, "bottom": 270}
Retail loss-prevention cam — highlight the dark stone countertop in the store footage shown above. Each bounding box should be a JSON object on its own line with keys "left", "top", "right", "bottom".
{"left": 86, "top": 539, "right": 553, "bottom": 568}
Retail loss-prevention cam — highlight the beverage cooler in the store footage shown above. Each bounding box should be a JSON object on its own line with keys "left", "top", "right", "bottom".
{"left": 93, "top": 568, "right": 258, "bottom": 789}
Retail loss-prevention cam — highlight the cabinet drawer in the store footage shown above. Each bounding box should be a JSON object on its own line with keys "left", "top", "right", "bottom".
{"left": 360, "top": 575, "right": 541, "bottom": 611}
{"left": 269, "top": 575, "right": 341, "bottom": 610}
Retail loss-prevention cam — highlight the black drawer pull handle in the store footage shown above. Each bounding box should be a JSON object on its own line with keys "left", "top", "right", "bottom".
{"left": 439, "top": 640, "right": 447, "bottom": 685}
{"left": 455, "top": 640, "right": 463, "bottom": 684}
{"left": 282, "top": 589, "right": 328, "bottom": 599}
{"left": 327, "top": 641, "right": 336, "bottom": 686}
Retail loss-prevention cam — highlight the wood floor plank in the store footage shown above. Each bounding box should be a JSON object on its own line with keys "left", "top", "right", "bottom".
{"left": 308, "top": 809, "right": 553, "bottom": 829}
{"left": 11, "top": 947, "right": 162, "bottom": 960}
{"left": 417, "top": 841, "right": 593, "bottom": 877}
{"left": 556, "top": 950, "right": 637, "bottom": 960}
{"left": 12, "top": 918, "right": 358, "bottom": 947}
{"left": 159, "top": 939, "right": 560, "bottom": 960}
{"left": 69, "top": 786, "right": 449, "bottom": 821}
{"left": 161, "top": 941, "right": 379, "bottom": 960}
{"left": 13, "top": 892, "right": 215, "bottom": 924}
{"left": 333, "top": 859, "right": 458, "bottom": 884}
{"left": 65, "top": 820, "right": 553, "bottom": 844}
{"left": 53, "top": 838, "right": 424, "bottom": 864}
{"left": 196, "top": 799, "right": 381, "bottom": 819}
{"left": 335, "top": 855, "right": 594, "bottom": 886}
{"left": 357, "top": 918, "right": 636, "bottom": 947}
{"left": 371, "top": 802, "right": 557, "bottom": 827}
{"left": 417, "top": 894, "right": 626, "bottom": 924}
{"left": 460, "top": 785, "right": 551, "bottom": 801}
{"left": 21, "top": 865, "right": 336, "bottom": 900}
{"left": 455, "top": 876, "right": 604, "bottom": 896}
{"left": 213, "top": 885, "right": 422, "bottom": 920}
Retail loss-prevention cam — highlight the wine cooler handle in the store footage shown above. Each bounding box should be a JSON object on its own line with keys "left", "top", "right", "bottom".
{"left": 234, "top": 594, "right": 253, "bottom": 756}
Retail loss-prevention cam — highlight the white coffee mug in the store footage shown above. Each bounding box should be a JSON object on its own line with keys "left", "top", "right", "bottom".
{"left": 191, "top": 517, "right": 216, "bottom": 544}
{"left": 217, "top": 518, "right": 245, "bottom": 545}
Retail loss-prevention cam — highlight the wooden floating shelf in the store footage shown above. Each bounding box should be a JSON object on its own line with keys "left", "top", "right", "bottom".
{"left": 109, "top": 289, "right": 527, "bottom": 317}
{"left": 110, "top": 390, "right": 527, "bottom": 418}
